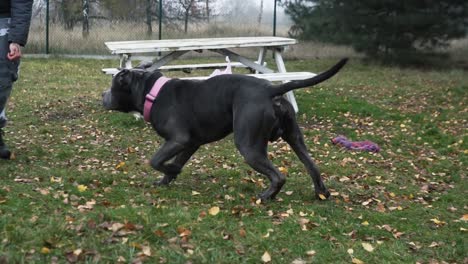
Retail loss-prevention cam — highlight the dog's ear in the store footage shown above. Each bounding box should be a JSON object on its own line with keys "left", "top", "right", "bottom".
{"left": 119, "top": 68, "right": 130, "bottom": 75}
{"left": 136, "top": 61, "right": 153, "bottom": 69}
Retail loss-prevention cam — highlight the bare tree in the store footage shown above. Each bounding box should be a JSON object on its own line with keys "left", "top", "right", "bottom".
{"left": 178, "top": 0, "right": 200, "bottom": 33}
{"left": 146, "top": 0, "right": 153, "bottom": 35}
{"left": 205, "top": 0, "right": 210, "bottom": 22}
{"left": 257, "top": 0, "right": 264, "bottom": 25}
{"left": 82, "top": 0, "right": 90, "bottom": 37}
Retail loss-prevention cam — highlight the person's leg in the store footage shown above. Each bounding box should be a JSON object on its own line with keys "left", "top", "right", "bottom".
{"left": 0, "top": 18, "right": 20, "bottom": 159}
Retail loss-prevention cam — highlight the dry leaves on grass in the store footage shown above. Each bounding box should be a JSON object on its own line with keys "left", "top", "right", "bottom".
{"left": 361, "top": 242, "right": 374, "bottom": 252}
{"left": 261, "top": 251, "right": 271, "bottom": 263}
{"left": 208, "top": 206, "right": 220, "bottom": 216}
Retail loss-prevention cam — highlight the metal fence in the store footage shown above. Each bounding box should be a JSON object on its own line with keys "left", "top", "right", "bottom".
{"left": 25, "top": 0, "right": 286, "bottom": 56}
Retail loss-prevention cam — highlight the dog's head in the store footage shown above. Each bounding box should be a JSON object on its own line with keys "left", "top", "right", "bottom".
{"left": 102, "top": 67, "right": 163, "bottom": 113}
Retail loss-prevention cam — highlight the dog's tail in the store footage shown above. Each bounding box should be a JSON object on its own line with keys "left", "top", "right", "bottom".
{"left": 269, "top": 58, "right": 348, "bottom": 97}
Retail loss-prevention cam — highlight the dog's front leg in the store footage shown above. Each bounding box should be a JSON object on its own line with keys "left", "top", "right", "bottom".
{"left": 154, "top": 145, "right": 199, "bottom": 186}
{"left": 149, "top": 140, "right": 188, "bottom": 186}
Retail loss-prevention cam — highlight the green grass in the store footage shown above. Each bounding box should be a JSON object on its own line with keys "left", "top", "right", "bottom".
{"left": 0, "top": 57, "right": 467, "bottom": 263}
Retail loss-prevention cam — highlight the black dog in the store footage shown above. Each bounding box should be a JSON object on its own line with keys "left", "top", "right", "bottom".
{"left": 102, "top": 58, "right": 347, "bottom": 201}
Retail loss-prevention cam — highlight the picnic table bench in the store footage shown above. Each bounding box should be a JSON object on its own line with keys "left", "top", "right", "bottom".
{"left": 103, "top": 37, "right": 315, "bottom": 112}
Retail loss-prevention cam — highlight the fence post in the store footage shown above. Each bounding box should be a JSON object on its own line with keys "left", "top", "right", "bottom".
{"left": 158, "top": 0, "right": 162, "bottom": 57}
{"left": 46, "top": 0, "right": 49, "bottom": 54}
{"left": 158, "top": 0, "right": 162, "bottom": 41}
{"left": 273, "top": 0, "right": 277, "bottom": 36}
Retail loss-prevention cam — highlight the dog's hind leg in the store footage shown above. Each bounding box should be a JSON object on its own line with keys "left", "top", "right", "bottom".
{"left": 155, "top": 145, "right": 199, "bottom": 186}
{"left": 238, "top": 147, "right": 286, "bottom": 201}
{"left": 234, "top": 105, "right": 285, "bottom": 201}
{"left": 282, "top": 118, "right": 330, "bottom": 200}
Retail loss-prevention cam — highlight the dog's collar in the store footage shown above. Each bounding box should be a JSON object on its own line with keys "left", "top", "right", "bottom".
{"left": 144, "top": 76, "right": 171, "bottom": 122}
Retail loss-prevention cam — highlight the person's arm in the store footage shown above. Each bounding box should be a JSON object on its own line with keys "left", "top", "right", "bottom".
{"left": 7, "top": 0, "right": 33, "bottom": 60}
{"left": 9, "top": 0, "right": 33, "bottom": 46}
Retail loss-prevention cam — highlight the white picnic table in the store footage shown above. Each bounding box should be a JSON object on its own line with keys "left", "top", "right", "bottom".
{"left": 104, "top": 36, "right": 317, "bottom": 112}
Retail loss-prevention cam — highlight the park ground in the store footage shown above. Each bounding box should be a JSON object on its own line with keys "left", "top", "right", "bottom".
{"left": 0, "top": 57, "right": 466, "bottom": 263}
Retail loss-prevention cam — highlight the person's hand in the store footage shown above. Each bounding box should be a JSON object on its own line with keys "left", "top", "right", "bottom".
{"left": 7, "top": 43, "right": 22, "bottom": 61}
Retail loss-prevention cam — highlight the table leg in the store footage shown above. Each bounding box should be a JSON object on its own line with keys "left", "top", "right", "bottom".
{"left": 214, "top": 49, "right": 274, "bottom": 74}
{"left": 120, "top": 54, "right": 132, "bottom": 68}
{"left": 255, "top": 47, "right": 267, "bottom": 74}
{"left": 147, "top": 50, "right": 190, "bottom": 71}
{"left": 274, "top": 49, "right": 299, "bottom": 113}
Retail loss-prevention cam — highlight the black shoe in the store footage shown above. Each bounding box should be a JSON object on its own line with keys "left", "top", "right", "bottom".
{"left": 0, "top": 129, "right": 11, "bottom": 160}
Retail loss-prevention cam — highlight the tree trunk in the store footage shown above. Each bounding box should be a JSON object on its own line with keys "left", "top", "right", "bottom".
{"left": 257, "top": 0, "right": 263, "bottom": 25}
{"left": 183, "top": 0, "right": 193, "bottom": 33}
{"left": 184, "top": 9, "right": 189, "bottom": 33}
{"left": 82, "top": 0, "right": 89, "bottom": 37}
{"left": 206, "top": 0, "right": 210, "bottom": 22}
{"left": 146, "top": 0, "right": 153, "bottom": 36}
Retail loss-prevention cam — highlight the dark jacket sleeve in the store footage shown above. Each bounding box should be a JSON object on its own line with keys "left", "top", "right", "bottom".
{"left": 8, "top": 0, "right": 34, "bottom": 46}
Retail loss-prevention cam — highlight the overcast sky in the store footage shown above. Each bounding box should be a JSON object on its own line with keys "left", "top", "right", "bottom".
{"left": 218, "top": 0, "right": 291, "bottom": 25}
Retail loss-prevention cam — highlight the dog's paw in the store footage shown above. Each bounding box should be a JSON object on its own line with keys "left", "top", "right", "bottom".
{"left": 153, "top": 174, "right": 177, "bottom": 187}
{"left": 153, "top": 180, "right": 169, "bottom": 187}
{"left": 0, "top": 149, "right": 11, "bottom": 160}
{"left": 256, "top": 193, "right": 277, "bottom": 204}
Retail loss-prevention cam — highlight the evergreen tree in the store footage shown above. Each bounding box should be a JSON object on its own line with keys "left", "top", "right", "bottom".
{"left": 283, "top": 0, "right": 468, "bottom": 59}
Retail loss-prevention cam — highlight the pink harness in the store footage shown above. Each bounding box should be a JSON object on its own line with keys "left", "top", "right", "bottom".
{"left": 143, "top": 58, "right": 232, "bottom": 122}
{"left": 143, "top": 76, "right": 171, "bottom": 122}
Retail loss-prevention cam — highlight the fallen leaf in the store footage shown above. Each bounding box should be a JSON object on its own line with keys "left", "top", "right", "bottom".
{"left": 291, "top": 259, "right": 306, "bottom": 264}
{"left": 278, "top": 166, "right": 288, "bottom": 174}
{"left": 36, "top": 188, "right": 50, "bottom": 195}
{"left": 208, "top": 206, "right": 220, "bottom": 216}
{"left": 352, "top": 258, "right": 364, "bottom": 264}
{"left": 192, "top": 191, "right": 201, "bottom": 195}
{"left": 154, "top": 230, "right": 165, "bottom": 237}
{"left": 261, "top": 251, "right": 271, "bottom": 263}
{"left": 318, "top": 194, "right": 327, "bottom": 200}
{"left": 141, "top": 245, "right": 151, "bottom": 256}
{"left": 41, "top": 247, "right": 50, "bottom": 254}
{"left": 361, "top": 221, "right": 369, "bottom": 226}
{"left": 376, "top": 203, "right": 386, "bottom": 212}
{"left": 393, "top": 232, "right": 405, "bottom": 239}
{"left": 77, "top": 185, "right": 88, "bottom": 192}
{"left": 111, "top": 222, "right": 125, "bottom": 232}
{"left": 115, "top": 161, "right": 125, "bottom": 169}
{"left": 239, "top": 228, "right": 246, "bottom": 237}
{"left": 430, "top": 218, "right": 446, "bottom": 226}
{"left": 362, "top": 242, "right": 374, "bottom": 252}
{"left": 177, "top": 227, "right": 191, "bottom": 237}
{"left": 428, "top": 242, "right": 439, "bottom": 248}
{"left": 460, "top": 214, "right": 468, "bottom": 222}
{"left": 347, "top": 248, "right": 354, "bottom": 255}
{"left": 407, "top": 242, "right": 421, "bottom": 251}
{"left": 50, "top": 177, "right": 62, "bottom": 183}
{"left": 306, "top": 250, "right": 316, "bottom": 256}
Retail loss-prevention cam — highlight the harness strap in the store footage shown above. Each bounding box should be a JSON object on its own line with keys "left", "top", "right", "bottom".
{"left": 143, "top": 76, "right": 171, "bottom": 122}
